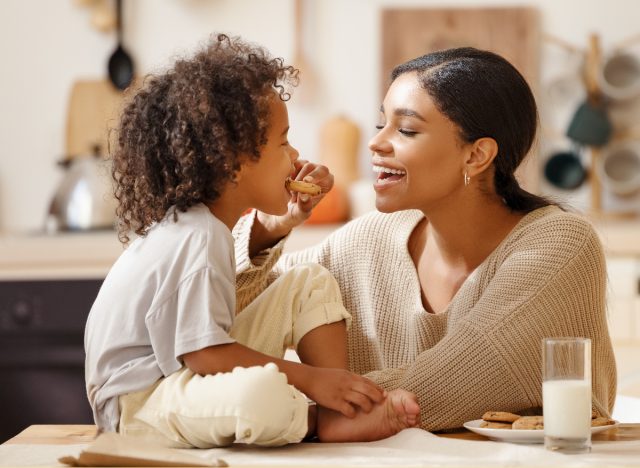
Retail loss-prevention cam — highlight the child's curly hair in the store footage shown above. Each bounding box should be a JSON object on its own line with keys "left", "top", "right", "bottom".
{"left": 112, "top": 33, "right": 298, "bottom": 244}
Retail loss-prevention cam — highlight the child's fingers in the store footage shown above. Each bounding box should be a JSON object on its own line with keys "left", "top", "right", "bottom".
{"left": 293, "top": 161, "right": 333, "bottom": 190}
{"left": 352, "top": 379, "right": 385, "bottom": 403}
{"left": 292, "top": 159, "right": 313, "bottom": 179}
{"left": 345, "top": 391, "right": 374, "bottom": 413}
{"left": 336, "top": 401, "right": 357, "bottom": 419}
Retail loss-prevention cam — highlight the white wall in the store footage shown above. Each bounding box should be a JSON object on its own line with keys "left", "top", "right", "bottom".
{"left": 1, "top": 0, "right": 639, "bottom": 232}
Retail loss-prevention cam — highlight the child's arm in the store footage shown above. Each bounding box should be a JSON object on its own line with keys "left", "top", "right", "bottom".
{"left": 182, "top": 343, "right": 385, "bottom": 417}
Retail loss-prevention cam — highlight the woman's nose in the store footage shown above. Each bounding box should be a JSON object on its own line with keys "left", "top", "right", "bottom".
{"left": 368, "top": 128, "right": 391, "bottom": 155}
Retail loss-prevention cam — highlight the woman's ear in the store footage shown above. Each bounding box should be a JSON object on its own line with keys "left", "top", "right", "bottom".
{"left": 465, "top": 137, "right": 498, "bottom": 177}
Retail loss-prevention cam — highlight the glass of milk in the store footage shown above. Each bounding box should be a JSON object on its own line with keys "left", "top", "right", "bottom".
{"left": 543, "top": 337, "right": 592, "bottom": 454}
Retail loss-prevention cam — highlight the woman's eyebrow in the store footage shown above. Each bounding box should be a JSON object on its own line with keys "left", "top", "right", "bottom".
{"left": 394, "top": 108, "right": 426, "bottom": 122}
{"left": 379, "top": 105, "right": 426, "bottom": 122}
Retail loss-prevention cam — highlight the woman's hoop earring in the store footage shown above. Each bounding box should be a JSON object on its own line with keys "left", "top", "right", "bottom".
{"left": 464, "top": 172, "right": 471, "bottom": 186}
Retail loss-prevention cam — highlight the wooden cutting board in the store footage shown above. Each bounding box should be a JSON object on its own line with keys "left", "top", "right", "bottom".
{"left": 381, "top": 7, "right": 540, "bottom": 191}
{"left": 65, "top": 79, "right": 128, "bottom": 158}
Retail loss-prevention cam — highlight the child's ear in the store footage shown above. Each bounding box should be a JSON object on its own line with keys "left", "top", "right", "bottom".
{"left": 232, "top": 157, "right": 250, "bottom": 183}
{"left": 464, "top": 137, "right": 498, "bottom": 177}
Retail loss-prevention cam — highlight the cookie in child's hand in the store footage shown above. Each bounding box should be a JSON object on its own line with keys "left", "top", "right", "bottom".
{"left": 482, "top": 411, "right": 521, "bottom": 423}
{"left": 512, "top": 416, "right": 544, "bottom": 430}
{"left": 285, "top": 177, "right": 322, "bottom": 196}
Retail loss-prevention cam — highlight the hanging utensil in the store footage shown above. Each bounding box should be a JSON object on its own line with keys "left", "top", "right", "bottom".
{"left": 566, "top": 34, "right": 612, "bottom": 147}
{"left": 107, "top": 0, "right": 134, "bottom": 91}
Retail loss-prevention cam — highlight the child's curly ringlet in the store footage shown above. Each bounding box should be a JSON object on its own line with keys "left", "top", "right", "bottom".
{"left": 112, "top": 33, "right": 299, "bottom": 244}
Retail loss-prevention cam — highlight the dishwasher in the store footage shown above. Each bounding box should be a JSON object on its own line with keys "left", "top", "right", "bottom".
{"left": 0, "top": 278, "right": 103, "bottom": 442}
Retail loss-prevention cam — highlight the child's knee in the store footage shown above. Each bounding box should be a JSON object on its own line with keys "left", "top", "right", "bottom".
{"left": 230, "top": 363, "right": 299, "bottom": 411}
{"left": 219, "top": 363, "right": 308, "bottom": 444}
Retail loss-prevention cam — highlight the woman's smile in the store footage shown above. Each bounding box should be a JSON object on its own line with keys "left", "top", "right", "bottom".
{"left": 373, "top": 164, "right": 407, "bottom": 190}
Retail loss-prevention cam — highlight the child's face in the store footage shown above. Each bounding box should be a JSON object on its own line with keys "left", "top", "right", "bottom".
{"left": 239, "top": 94, "right": 299, "bottom": 215}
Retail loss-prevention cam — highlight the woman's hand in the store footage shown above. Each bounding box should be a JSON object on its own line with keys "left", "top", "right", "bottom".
{"left": 256, "top": 160, "right": 334, "bottom": 238}
{"left": 301, "top": 367, "right": 386, "bottom": 418}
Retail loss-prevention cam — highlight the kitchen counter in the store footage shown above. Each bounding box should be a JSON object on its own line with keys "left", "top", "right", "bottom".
{"left": 0, "top": 224, "right": 342, "bottom": 280}
{"left": 0, "top": 216, "right": 638, "bottom": 280}
{"left": 593, "top": 217, "right": 640, "bottom": 257}
{"left": 0, "top": 231, "right": 123, "bottom": 280}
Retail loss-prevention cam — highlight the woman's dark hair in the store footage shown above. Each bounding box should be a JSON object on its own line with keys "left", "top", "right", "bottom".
{"left": 392, "top": 47, "right": 552, "bottom": 212}
{"left": 112, "top": 33, "right": 298, "bottom": 243}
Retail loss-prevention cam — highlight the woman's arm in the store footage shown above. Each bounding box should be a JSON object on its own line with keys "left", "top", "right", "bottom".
{"left": 366, "top": 218, "right": 615, "bottom": 431}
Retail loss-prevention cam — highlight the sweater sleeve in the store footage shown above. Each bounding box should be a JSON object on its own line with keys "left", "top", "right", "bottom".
{"left": 365, "top": 215, "right": 614, "bottom": 431}
{"left": 233, "top": 210, "right": 332, "bottom": 312}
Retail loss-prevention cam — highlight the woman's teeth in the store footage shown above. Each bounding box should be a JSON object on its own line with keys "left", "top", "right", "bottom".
{"left": 373, "top": 166, "right": 406, "bottom": 175}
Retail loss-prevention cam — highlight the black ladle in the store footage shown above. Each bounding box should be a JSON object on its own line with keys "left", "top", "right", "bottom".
{"left": 107, "top": 0, "right": 134, "bottom": 90}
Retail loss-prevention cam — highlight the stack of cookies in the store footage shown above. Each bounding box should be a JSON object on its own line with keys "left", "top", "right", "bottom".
{"left": 479, "top": 410, "right": 616, "bottom": 430}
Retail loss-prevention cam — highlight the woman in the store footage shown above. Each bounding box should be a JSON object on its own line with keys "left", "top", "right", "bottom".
{"left": 233, "top": 47, "right": 616, "bottom": 431}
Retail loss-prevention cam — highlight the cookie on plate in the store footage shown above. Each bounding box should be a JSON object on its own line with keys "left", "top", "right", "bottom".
{"left": 480, "top": 421, "right": 513, "bottom": 429}
{"left": 512, "top": 416, "right": 544, "bottom": 430}
{"left": 591, "top": 417, "right": 616, "bottom": 427}
{"left": 482, "top": 411, "right": 521, "bottom": 423}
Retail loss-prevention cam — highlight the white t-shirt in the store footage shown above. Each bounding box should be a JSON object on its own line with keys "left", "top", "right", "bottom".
{"left": 84, "top": 204, "right": 236, "bottom": 432}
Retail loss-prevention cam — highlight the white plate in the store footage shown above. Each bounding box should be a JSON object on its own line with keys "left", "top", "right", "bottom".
{"left": 462, "top": 419, "right": 619, "bottom": 444}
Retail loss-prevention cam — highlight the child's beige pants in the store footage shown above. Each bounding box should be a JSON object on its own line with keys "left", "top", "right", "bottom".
{"left": 118, "top": 263, "right": 350, "bottom": 448}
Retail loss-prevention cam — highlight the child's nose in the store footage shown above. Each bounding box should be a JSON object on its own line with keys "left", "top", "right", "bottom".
{"left": 289, "top": 145, "right": 300, "bottom": 162}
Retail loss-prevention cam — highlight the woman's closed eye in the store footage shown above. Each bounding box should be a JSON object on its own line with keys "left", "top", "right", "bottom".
{"left": 398, "top": 128, "right": 418, "bottom": 137}
{"left": 375, "top": 123, "right": 418, "bottom": 137}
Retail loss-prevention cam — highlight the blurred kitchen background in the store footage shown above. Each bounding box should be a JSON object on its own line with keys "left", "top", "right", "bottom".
{"left": 1, "top": 0, "right": 640, "bottom": 442}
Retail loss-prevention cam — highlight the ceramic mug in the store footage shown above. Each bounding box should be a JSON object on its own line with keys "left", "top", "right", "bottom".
{"left": 599, "top": 52, "right": 640, "bottom": 101}
{"left": 566, "top": 101, "right": 613, "bottom": 147}
{"left": 543, "top": 150, "right": 587, "bottom": 190}
{"left": 599, "top": 142, "right": 640, "bottom": 196}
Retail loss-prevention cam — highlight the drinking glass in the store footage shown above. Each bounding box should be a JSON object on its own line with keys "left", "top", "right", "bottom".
{"left": 542, "top": 337, "right": 592, "bottom": 454}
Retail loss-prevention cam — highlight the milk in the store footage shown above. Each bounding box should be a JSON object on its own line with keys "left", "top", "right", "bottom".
{"left": 543, "top": 379, "right": 591, "bottom": 438}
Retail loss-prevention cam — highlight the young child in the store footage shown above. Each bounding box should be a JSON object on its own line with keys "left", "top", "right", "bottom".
{"left": 84, "top": 33, "right": 420, "bottom": 449}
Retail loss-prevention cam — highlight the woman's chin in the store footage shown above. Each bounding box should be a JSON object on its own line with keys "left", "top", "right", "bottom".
{"left": 375, "top": 198, "right": 400, "bottom": 213}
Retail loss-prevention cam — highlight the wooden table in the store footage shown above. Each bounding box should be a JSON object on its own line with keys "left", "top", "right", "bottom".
{"left": 5, "top": 423, "right": 640, "bottom": 445}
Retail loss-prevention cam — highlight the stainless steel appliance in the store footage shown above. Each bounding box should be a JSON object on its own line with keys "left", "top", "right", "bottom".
{"left": 46, "top": 150, "right": 117, "bottom": 232}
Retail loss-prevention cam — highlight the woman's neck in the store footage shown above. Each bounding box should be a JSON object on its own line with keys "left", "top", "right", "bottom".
{"left": 421, "top": 196, "right": 525, "bottom": 272}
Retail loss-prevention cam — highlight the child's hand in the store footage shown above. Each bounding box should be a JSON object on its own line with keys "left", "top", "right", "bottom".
{"left": 303, "top": 367, "right": 385, "bottom": 418}
{"left": 283, "top": 160, "right": 334, "bottom": 227}
{"left": 252, "top": 160, "right": 333, "bottom": 246}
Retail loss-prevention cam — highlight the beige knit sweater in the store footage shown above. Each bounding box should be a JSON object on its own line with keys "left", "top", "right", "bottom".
{"left": 234, "top": 206, "right": 617, "bottom": 431}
